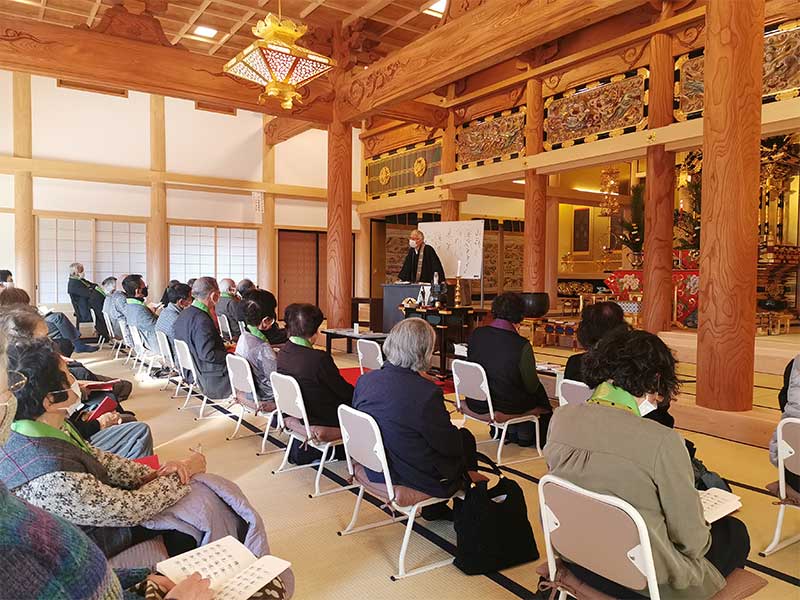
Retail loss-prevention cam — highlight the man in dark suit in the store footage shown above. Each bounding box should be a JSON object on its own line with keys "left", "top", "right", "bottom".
{"left": 216, "top": 278, "right": 241, "bottom": 338}
{"left": 398, "top": 229, "right": 445, "bottom": 284}
{"left": 353, "top": 318, "right": 477, "bottom": 500}
{"left": 276, "top": 303, "right": 353, "bottom": 427}
{"left": 173, "top": 276, "right": 231, "bottom": 400}
{"left": 67, "top": 262, "right": 109, "bottom": 339}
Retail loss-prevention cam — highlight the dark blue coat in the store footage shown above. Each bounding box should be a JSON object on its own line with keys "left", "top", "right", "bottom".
{"left": 173, "top": 305, "right": 231, "bottom": 400}
{"left": 353, "top": 362, "right": 466, "bottom": 498}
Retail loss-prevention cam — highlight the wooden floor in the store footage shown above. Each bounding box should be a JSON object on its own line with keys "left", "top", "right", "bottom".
{"left": 76, "top": 344, "right": 800, "bottom": 600}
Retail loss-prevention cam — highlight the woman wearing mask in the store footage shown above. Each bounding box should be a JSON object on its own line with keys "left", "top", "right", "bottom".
{"left": 545, "top": 328, "right": 750, "bottom": 599}
{"left": 235, "top": 289, "right": 279, "bottom": 404}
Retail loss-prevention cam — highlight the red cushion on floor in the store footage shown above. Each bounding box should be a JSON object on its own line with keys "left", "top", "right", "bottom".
{"left": 339, "top": 367, "right": 455, "bottom": 394}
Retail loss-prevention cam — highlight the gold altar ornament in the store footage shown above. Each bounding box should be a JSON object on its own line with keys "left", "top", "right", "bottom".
{"left": 413, "top": 157, "right": 427, "bottom": 177}
{"left": 379, "top": 167, "right": 391, "bottom": 185}
{"left": 223, "top": 6, "right": 336, "bottom": 110}
{"left": 599, "top": 166, "right": 621, "bottom": 216}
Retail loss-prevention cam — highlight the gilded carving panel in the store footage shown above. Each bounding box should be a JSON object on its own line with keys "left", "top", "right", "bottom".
{"left": 366, "top": 140, "right": 442, "bottom": 199}
{"left": 543, "top": 69, "right": 649, "bottom": 151}
{"left": 483, "top": 232, "right": 499, "bottom": 292}
{"left": 456, "top": 109, "right": 526, "bottom": 166}
{"left": 675, "top": 20, "right": 800, "bottom": 121}
{"left": 503, "top": 234, "right": 524, "bottom": 292}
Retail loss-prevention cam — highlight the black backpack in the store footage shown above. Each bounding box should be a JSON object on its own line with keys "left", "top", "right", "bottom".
{"left": 452, "top": 453, "right": 539, "bottom": 574}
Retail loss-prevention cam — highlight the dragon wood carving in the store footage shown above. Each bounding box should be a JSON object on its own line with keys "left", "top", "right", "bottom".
{"left": 75, "top": 0, "right": 185, "bottom": 49}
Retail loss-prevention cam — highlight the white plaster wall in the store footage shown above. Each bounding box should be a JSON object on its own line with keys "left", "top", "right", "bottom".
{"left": 165, "top": 98, "right": 263, "bottom": 181}
{"left": 0, "top": 174, "right": 13, "bottom": 209}
{"left": 274, "top": 198, "right": 359, "bottom": 230}
{"left": 33, "top": 178, "right": 151, "bottom": 217}
{"left": 0, "top": 213, "right": 14, "bottom": 270}
{"left": 0, "top": 70, "right": 12, "bottom": 156}
{"left": 463, "top": 194, "right": 524, "bottom": 219}
{"left": 274, "top": 127, "right": 361, "bottom": 192}
{"left": 31, "top": 76, "right": 150, "bottom": 168}
{"left": 167, "top": 188, "right": 261, "bottom": 224}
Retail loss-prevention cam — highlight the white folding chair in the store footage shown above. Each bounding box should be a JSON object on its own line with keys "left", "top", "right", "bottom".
{"left": 238, "top": 320, "right": 247, "bottom": 335}
{"left": 90, "top": 308, "right": 106, "bottom": 349}
{"left": 118, "top": 319, "right": 135, "bottom": 367}
{"left": 557, "top": 378, "right": 593, "bottom": 407}
{"left": 538, "top": 474, "right": 661, "bottom": 600}
{"left": 219, "top": 313, "right": 234, "bottom": 342}
{"left": 128, "top": 324, "right": 160, "bottom": 378}
{"left": 337, "top": 404, "right": 461, "bottom": 580}
{"left": 270, "top": 372, "right": 352, "bottom": 498}
{"left": 173, "top": 339, "right": 220, "bottom": 419}
{"left": 357, "top": 338, "right": 384, "bottom": 374}
{"left": 103, "top": 311, "right": 124, "bottom": 359}
{"left": 155, "top": 330, "right": 181, "bottom": 392}
{"left": 761, "top": 417, "right": 800, "bottom": 556}
{"left": 226, "top": 354, "right": 282, "bottom": 454}
{"left": 452, "top": 358, "right": 544, "bottom": 465}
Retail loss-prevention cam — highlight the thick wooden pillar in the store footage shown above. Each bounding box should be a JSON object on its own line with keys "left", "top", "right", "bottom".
{"left": 441, "top": 198, "right": 460, "bottom": 222}
{"left": 545, "top": 195, "right": 559, "bottom": 306}
{"left": 12, "top": 72, "right": 34, "bottom": 294}
{"left": 696, "top": 0, "right": 764, "bottom": 411}
{"left": 641, "top": 31, "right": 675, "bottom": 333}
{"left": 148, "top": 94, "right": 168, "bottom": 301}
{"left": 355, "top": 215, "right": 371, "bottom": 297}
{"left": 523, "top": 78, "right": 547, "bottom": 293}
{"left": 260, "top": 119, "right": 277, "bottom": 293}
{"left": 440, "top": 109, "right": 461, "bottom": 221}
{"left": 326, "top": 112, "right": 353, "bottom": 328}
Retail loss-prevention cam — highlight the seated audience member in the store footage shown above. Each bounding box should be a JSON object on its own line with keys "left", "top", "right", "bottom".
{"left": 122, "top": 274, "right": 158, "bottom": 350}
{"left": 186, "top": 278, "right": 197, "bottom": 290}
{"left": 466, "top": 292, "right": 552, "bottom": 446}
{"left": 563, "top": 301, "right": 626, "bottom": 382}
{"left": 217, "top": 278, "right": 241, "bottom": 338}
{"left": 156, "top": 282, "right": 192, "bottom": 355}
{"left": 565, "top": 301, "right": 676, "bottom": 429}
{"left": 237, "top": 278, "right": 256, "bottom": 298}
{"left": 235, "top": 290, "right": 278, "bottom": 403}
{"left": 0, "top": 331, "right": 215, "bottom": 600}
{"left": 0, "top": 270, "right": 13, "bottom": 286}
{"left": 1, "top": 338, "right": 203, "bottom": 558}
{"left": 173, "top": 277, "right": 231, "bottom": 400}
{"left": 545, "top": 328, "right": 750, "bottom": 599}
{"left": 0, "top": 306, "right": 148, "bottom": 458}
{"left": 160, "top": 279, "right": 180, "bottom": 307}
{"left": 67, "top": 262, "right": 108, "bottom": 339}
{"left": 100, "top": 276, "right": 121, "bottom": 336}
{"left": 354, "top": 318, "right": 478, "bottom": 501}
{"left": 0, "top": 287, "right": 97, "bottom": 355}
{"left": 240, "top": 288, "right": 288, "bottom": 345}
{"left": 109, "top": 277, "right": 129, "bottom": 333}
{"left": 277, "top": 303, "right": 353, "bottom": 428}
{"left": 769, "top": 354, "right": 800, "bottom": 502}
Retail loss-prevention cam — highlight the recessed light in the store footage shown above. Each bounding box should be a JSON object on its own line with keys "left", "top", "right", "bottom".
{"left": 423, "top": 0, "right": 447, "bottom": 17}
{"left": 194, "top": 26, "right": 218, "bottom": 39}
{"left": 512, "top": 179, "right": 525, "bottom": 184}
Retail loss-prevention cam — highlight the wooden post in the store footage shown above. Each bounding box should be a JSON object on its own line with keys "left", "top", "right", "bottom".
{"left": 523, "top": 78, "right": 547, "bottom": 293}
{"left": 355, "top": 215, "right": 371, "bottom": 297}
{"left": 440, "top": 108, "right": 461, "bottom": 221}
{"left": 260, "top": 118, "right": 277, "bottom": 293}
{"left": 641, "top": 31, "right": 675, "bottom": 333}
{"left": 148, "top": 94, "right": 168, "bottom": 302}
{"left": 696, "top": 0, "right": 764, "bottom": 411}
{"left": 12, "top": 72, "right": 35, "bottom": 295}
{"left": 545, "top": 195, "right": 559, "bottom": 306}
{"left": 326, "top": 111, "right": 353, "bottom": 328}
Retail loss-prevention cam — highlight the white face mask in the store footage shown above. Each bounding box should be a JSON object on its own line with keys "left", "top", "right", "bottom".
{"left": 56, "top": 381, "right": 83, "bottom": 417}
{"left": 409, "top": 239, "right": 418, "bottom": 249}
{"left": 637, "top": 396, "right": 658, "bottom": 417}
{"left": 0, "top": 393, "right": 17, "bottom": 445}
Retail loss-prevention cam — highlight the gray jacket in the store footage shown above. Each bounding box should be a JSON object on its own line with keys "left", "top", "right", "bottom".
{"left": 770, "top": 354, "right": 800, "bottom": 466}
{"left": 122, "top": 299, "right": 158, "bottom": 350}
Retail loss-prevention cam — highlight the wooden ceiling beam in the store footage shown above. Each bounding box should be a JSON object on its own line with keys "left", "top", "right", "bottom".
{"left": 379, "top": 99, "right": 446, "bottom": 129}
{"left": 342, "top": 0, "right": 394, "bottom": 26}
{"left": 207, "top": 0, "right": 269, "bottom": 55}
{"left": 263, "top": 116, "right": 323, "bottom": 144}
{"left": 336, "top": 0, "right": 648, "bottom": 122}
{"left": 0, "top": 15, "right": 333, "bottom": 122}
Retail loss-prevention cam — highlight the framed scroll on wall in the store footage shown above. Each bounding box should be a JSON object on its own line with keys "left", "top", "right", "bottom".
{"left": 572, "top": 208, "right": 591, "bottom": 255}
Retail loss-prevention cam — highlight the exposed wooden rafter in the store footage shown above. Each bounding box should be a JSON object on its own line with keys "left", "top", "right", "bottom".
{"left": 263, "top": 116, "right": 321, "bottom": 144}
{"left": 335, "top": 0, "right": 649, "bottom": 122}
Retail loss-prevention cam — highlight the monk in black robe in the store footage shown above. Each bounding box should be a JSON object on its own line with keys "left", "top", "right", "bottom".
{"left": 398, "top": 229, "right": 446, "bottom": 284}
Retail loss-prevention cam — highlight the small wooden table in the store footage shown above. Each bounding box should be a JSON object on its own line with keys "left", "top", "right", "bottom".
{"left": 320, "top": 328, "right": 388, "bottom": 355}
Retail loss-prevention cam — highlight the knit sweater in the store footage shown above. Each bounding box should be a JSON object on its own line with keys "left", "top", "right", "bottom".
{"left": 0, "top": 482, "right": 149, "bottom": 599}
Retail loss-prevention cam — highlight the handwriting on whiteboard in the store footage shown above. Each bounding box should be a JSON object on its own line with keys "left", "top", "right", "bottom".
{"left": 419, "top": 220, "right": 484, "bottom": 280}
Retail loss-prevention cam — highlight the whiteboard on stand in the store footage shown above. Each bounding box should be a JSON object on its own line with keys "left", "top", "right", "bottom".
{"left": 419, "top": 220, "right": 484, "bottom": 280}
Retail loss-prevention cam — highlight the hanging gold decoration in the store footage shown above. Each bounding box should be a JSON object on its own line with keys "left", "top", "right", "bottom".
{"left": 599, "top": 166, "right": 621, "bottom": 216}
{"left": 223, "top": 7, "right": 336, "bottom": 110}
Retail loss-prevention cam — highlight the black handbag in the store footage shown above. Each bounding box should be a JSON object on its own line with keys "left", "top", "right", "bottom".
{"left": 452, "top": 453, "right": 539, "bottom": 574}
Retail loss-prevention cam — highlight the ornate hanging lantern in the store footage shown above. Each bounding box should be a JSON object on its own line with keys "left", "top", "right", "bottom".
{"left": 599, "top": 166, "right": 621, "bottom": 216}
{"left": 223, "top": 9, "right": 336, "bottom": 110}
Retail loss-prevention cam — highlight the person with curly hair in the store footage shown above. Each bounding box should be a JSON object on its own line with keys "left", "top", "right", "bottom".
{"left": 563, "top": 301, "right": 626, "bottom": 382}
{"left": 544, "top": 328, "right": 750, "bottom": 599}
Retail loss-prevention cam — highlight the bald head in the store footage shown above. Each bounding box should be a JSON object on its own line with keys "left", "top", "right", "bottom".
{"left": 192, "top": 276, "right": 220, "bottom": 307}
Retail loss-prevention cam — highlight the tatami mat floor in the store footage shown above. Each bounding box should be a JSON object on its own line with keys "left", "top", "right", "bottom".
{"left": 76, "top": 345, "right": 800, "bottom": 599}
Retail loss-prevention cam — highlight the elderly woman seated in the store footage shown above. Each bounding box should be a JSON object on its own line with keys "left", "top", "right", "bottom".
{"left": 0, "top": 338, "right": 207, "bottom": 558}
{"left": 545, "top": 327, "right": 750, "bottom": 598}
{"left": 466, "top": 292, "right": 552, "bottom": 446}
{"left": 353, "top": 318, "right": 478, "bottom": 517}
{"left": 768, "top": 353, "right": 800, "bottom": 503}
{"left": 277, "top": 303, "right": 353, "bottom": 464}
{"left": 235, "top": 289, "right": 278, "bottom": 404}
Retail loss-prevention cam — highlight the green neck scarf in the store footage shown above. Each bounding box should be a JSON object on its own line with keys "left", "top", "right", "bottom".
{"left": 587, "top": 381, "right": 642, "bottom": 417}
{"left": 290, "top": 336, "right": 312, "bottom": 348}
{"left": 12, "top": 419, "right": 93, "bottom": 454}
{"left": 220, "top": 292, "right": 233, "bottom": 299}
{"left": 126, "top": 298, "right": 144, "bottom": 305}
{"left": 247, "top": 324, "right": 268, "bottom": 342}
{"left": 192, "top": 299, "right": 210, "bottom": 315}
{"left": 95, "top": 285, "right": 108, "bottom": 297}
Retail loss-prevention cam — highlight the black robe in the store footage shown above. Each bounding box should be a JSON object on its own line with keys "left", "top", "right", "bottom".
{"left": 398, "top": 244, "right": 445, "bottom": 284}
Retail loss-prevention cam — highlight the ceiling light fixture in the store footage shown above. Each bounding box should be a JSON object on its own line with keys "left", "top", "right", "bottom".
{"left": 423, "top": 0, "right": 447, "bottom": 17}
{"left": 194, "top": 26, "right": 218, "bottom": 38}
{"left": 512, "top": 179, "right": 525, "bottom": 184}
{"left": 223, "top": 0, "right": 336, "bottom": 110}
